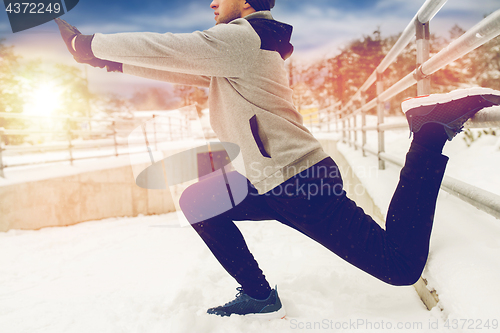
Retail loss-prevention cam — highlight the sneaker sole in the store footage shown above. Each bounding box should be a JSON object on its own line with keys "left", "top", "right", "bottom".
{"left": 401, "top": 87, "right": 500, "bottom": 114}
{"left": 401, "top": 87, "right": 500, "bottom": 139}
{"left": 245, "top": 306, "right": 286, "bottom": 320}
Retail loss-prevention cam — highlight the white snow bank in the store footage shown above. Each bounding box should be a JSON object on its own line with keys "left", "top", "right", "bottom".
{"left": 1, "top": 214, "right": 453, "bottom": 333}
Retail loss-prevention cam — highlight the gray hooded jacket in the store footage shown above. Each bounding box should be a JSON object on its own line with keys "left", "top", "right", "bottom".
{"left": 91, "top": 11, "right": 328, "bottom": 194}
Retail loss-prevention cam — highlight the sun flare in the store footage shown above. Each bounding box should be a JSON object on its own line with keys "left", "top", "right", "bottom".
{"left": 23, "top": 82, "right": 63, "bottom": 117}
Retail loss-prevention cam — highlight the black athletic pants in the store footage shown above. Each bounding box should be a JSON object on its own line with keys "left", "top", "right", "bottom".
{"left": 179, "top": 142, "right": 449, "bottom": 297}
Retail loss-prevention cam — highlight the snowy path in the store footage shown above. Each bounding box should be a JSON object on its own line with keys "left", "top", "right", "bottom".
{"left": 2, "top": 213, "right": 454, "bottom": 333}
{"left": 1, "top": 119, "right": 500, "bottom": 332}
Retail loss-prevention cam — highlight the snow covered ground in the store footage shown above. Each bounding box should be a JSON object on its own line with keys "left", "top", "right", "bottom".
{"left": 1, "top": 116, "right": 500, "bottom": 332}
{"left": 0, "top": 215, "right": 452, "bottom": 333}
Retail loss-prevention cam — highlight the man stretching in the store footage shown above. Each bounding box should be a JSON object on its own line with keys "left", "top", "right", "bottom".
{"left": 55, "top": 0, "right": 500, "bottom": 319}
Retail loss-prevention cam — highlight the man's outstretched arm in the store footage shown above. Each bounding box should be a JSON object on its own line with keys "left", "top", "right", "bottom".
{"left": 123, "top": 64, "right": 211, "bottom": 88}
{"left": 54, "top": 18, "right": 122, "bottom": 72}
{"left": 55, "top": 18, "right": 213, "bottom": 86}
{"left": 55, "top": 18, "right": 260, "bottom": 78}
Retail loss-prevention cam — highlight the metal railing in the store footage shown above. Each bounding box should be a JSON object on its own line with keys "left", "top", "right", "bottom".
{"left": 0, "top": 112, "right": 192, "bottom": 177}
{"left": 304, "top": 1, "right": 500, "bottom": 221}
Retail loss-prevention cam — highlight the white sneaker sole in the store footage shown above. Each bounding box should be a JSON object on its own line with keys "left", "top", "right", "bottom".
{"left": 245, "top": 306, "right": 286, "bottom": 320}
{"left": 401, "top": 87, "right": 500, "bottom": 114}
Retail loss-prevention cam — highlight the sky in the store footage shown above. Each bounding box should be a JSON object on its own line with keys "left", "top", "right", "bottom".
{"left": 1, "top": 0, "right": 499, "bottom": 97}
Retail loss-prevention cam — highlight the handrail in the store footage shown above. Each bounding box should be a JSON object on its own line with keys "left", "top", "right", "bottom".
{"left": 344, "top": 105, "right": 500, "bottom": 130}
{"left": 340, "top": 0, "right": 448, "bottom": 111}
{"left": 422, "top": 9, "right": 500, "bottom": 78}
{"left": 327, "top": 8, "right": 500, "bottom": 127}
{"left": 465, "top": 106, "right": 500, "bottom": 128}
{"left": 441, "top": 176, "right": 500, "bottom": 220}
{"left": 373, "top": 9, "right": 500, "bottom": 105}
{"left": 308, "top": 1, "right": 500, "bottom": 226}
{"left": 374, "top": 151, "right": 500, "bottom": 219}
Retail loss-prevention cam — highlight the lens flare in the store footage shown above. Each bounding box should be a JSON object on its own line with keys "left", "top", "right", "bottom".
{"left": 23, "top": 82, "right": 63, "bottom": 116}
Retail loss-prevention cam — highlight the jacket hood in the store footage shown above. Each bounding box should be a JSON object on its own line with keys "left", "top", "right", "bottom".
{"left": 245, "top": 12, "right": 294, "bottom": 60}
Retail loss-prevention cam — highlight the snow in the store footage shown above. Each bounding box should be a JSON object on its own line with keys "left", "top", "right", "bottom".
{"left": 0, "top": 215, "right": 450, "bottom": 333}
{"left": 1, "top": 115, "right": 500, "bottom": 332}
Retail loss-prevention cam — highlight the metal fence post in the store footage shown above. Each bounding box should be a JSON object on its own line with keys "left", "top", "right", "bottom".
{"left": 353, "top": 108, "right": 358, "bottom": 150}
{"left": 347, "top": 116, "right": 352, "bottom": 147}
{"left": 319, "top": 110, "right": 323, "bottom": 132}
{"left": 169, "top": 117, "right": 173, "bottom": 141}
{"left": 327, "top": 109, "right": 331, "bottom": 132}
{"left": 181, "top": 118, "right": 185, "bottom": 140}
{"left": 342, "top": 116, "right": 346, "bottom": 144}
{"left": 153, "top": 114, "right": 158, "bottom": 150}
{"left": 179, "top": 118, "right": 183, "bottom": 140}
{"left": 361, "top": 94, "right": 367, "bottom": 157}
{"left": 178, "top": 118, "right": 181, "bottom": 140}
{"left": 415, "top": 15, "right": 440, "bottom": 312}
{"left": 415, "top": 19, "right": 431, "bottom": 95}
{"left": 335, "top": 108, "right": 339, "bottom": 134}
{"left": 112, "top": 121, "right": 118, "bottom": 157}
{"left": 66, "top": 118, "right": 74, "bottom": 165}
{"left": 0, "top": 128, "right": 5, "bottom": 178}
{"left": 376, "top": 71, "right": 385, "bottom": 170}
{"left": 327, "top": 110, "right": 330, "bottom": 130}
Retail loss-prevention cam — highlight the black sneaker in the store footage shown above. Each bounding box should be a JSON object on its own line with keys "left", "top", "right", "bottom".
{"left": 402, "top": 87, "right": 500, "bottom": 140}
{"left": 207, "top": 286, "right": 286, "bottom": 319}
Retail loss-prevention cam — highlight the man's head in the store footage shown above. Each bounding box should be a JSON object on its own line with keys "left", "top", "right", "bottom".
{"left": 245, "top": 0, "right": 275, "bottom": 11}
{"left": 210, "top": 0, "right": 274, "bottom": 25}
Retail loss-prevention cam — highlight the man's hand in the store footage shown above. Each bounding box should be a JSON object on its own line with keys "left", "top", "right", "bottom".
{"left": 54, "top": 18, "right": 123, "bottom": 72}
{"left": 73, "top": 55, "right": 123, "bottom": 72}
{"left": 54, "top": 18, "right": 81, "bottom": 56}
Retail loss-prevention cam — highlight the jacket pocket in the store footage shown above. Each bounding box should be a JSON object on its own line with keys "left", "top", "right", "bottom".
{"left": 249, "top": 115, "right": 271, "bottom": 158}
